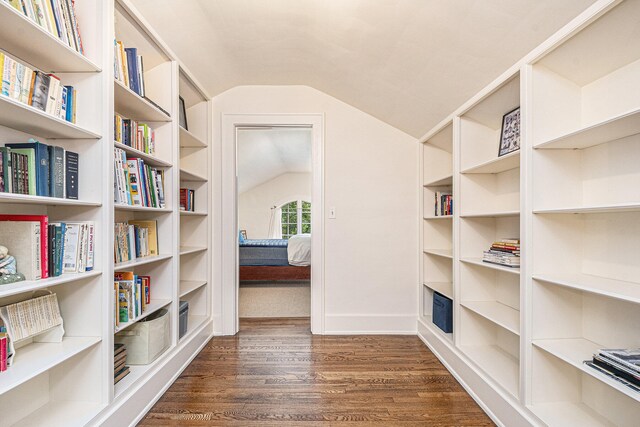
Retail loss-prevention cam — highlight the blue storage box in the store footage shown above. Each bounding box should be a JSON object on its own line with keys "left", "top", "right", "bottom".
{"left": 433, "top": 291, "right": 453, "bottom": 333}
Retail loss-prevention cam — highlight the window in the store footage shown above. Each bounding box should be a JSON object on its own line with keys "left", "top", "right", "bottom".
{"left": 281, "top": 199, "right": 311, "bottom": 239}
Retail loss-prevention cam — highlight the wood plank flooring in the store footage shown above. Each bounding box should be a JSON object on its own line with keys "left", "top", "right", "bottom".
{"left": 139, "top": 318, "right": 494, "bottom": 426}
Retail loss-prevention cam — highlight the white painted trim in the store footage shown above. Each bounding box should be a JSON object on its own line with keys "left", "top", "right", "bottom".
{"left": 324, "top": 314, "right": 417, "bottom": 335}
{"left": 221, "top": 114, "right": 325, "bottom": 335}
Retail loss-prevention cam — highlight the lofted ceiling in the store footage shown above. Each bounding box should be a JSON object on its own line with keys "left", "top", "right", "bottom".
{"left": 236, "top": 127, "right": 312, "bottom": 193}
{"left": 132, "top": 0, "right": 596, "bottom": 138}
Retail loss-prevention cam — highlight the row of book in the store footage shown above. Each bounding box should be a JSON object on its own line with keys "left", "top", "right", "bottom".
{"left": 114, "top": 147, "right": 166, "bottom": 208}
{"left": 0, "top": 140, "right": 78, "bottom": 199}
{"left": 114, "top": 113, "right": 156, "bottom": 155}
{"left": 0, "top": 215, "right": 94, "bottom": 281}
{"left": 114, "top": 40, "right": 145, "bottom": 97}
{"left": 2, "top": 293, "right": 62, "bottom": 341}
{"left": 585, "top": 348, "right": 640, "bottom": 393}
{"left": 180, "top": 188, "right": 195, "bottom": 212}
{"left": 114, "top": 271, "right": 151, "bottom": 328}
{"left": 1, "top": 52, "right": 78, "bottom": 123}
{"left": 4, "top": 0, "right": 84, "bottom": 54}
{"left": 114, "top": 343, "right": 129, "bottom": 384}
{"left": 482, "top": 238, "right": 520, "bottom": 268}
{"left": 434, "top": 191, "right": 452, "bottom": 217}
{"left": 114, "top": 220, "right": 158, "bottom": 264}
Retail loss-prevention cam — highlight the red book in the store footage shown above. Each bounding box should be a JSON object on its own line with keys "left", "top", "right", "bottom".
{"left": 0, "top": 335, "right": 7, "bottom": 372}
{"left": 0, "top": 214, "right": 48, "bottom": 279}
{"left": 139, "top": 275, "right": 151, "bottom": 304}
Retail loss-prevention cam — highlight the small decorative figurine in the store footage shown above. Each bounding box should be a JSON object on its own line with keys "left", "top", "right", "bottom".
{"left": 0, "top": 245, "right": 25, "bottom": 284}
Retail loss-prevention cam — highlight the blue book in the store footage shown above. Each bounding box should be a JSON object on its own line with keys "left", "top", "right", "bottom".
{"left": 64, "top": 86, "right": 74, "bottom": 122}
{"left": 6, "top": 140, "right": 50, "bottom": 197}
{"left": 124, "top": 48, "right": 139, "bottom": 95}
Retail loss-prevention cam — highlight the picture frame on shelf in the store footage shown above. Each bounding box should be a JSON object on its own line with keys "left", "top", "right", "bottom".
{"left": 498, "top": 107, "right": 520, "bottom": 157}
{"left": 240, "top": 230, "right": 247, "bottom": 240}
{"left": 179, "top": 96, "right": 188, "bottom": 130}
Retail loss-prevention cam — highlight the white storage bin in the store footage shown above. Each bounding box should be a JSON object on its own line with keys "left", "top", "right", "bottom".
{"left": 115, "top": 308, "right": 170, "bottom": 364}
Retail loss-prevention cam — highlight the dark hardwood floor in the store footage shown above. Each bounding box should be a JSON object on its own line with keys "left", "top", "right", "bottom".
{"left": 139, "top": 318, "right": 494, "bottom": 426}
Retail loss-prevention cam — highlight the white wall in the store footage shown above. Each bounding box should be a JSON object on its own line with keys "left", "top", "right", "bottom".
{"left": 238, "top": 172, "right": 311, "bottom": 239}
{"left": 212, "top": 85, "right": 419, "bottom": 333}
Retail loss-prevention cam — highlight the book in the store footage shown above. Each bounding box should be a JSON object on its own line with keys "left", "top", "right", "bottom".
{"left": 128, "top": 220, "right": 158, "bottom": 256}
{"left": 64, "top": 150, "right": 78, "bottom": 199}
{"left": 6, "top": 141, "right": 50, "bottom": 197}
{"left": 9, "top": 148, "right": 36, "bottom": 195}
{"left": 114, "top": 366, "right": 130, "bottom": 384}
{"left": 0, "top": 221, "right": 41, "bottom": 280}
{"left": 48, "top": 145, "right": 65, "bottom": 198}
{"left": 124, "top": 47, "right": 139, "bottom": 95}
{"left": 61, "top": 222, "right": 80, "bottom": 273}
{"left": 598, "top": 349, "right": 640, "bottom": 374}
{"left": 31, "top": 71, "right": 50, "bottom": 111}
{"left": 0, "top": 332, "right": 7, "bottom": 372}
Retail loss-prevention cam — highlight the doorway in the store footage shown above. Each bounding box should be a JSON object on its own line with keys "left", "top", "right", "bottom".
{"left": 220, "top": 114, "right": 324, "bottom": 335}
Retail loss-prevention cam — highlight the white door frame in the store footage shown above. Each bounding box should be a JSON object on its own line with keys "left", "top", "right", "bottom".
{"left": 220, "top": 113, "right": 325, "bottom": 335}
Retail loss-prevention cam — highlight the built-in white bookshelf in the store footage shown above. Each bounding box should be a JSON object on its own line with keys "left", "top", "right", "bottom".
{"left": 417, "top": 1, "right": 640, "bottom": 426}
{"left": 420, "top": 122, "right": 454, "bottom": 343}
{"left": 0, "top": 1, "right": 213, "bottom": 425}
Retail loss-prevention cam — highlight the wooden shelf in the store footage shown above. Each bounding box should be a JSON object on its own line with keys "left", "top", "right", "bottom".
{"left": 0, "top": 3, "right": 101, "bottom": 73}
{"left": 423, "top": 249, "right": 453, "bottom": 259}
{"left": 114, "top": 80, "right": 171, "bottom": 122}
{"left": 0, "top": 271, "right": 102, "bottom": 299}
{"left": 460, "top": 210, "right": 520, "bottom": 218}
{"left": 114, "top": 142, "right": 173, "bottom": 167}
{"left": 115, "top": 299, "right": 172, "bottom": 333}
{"left": 180, "top": 210, "right": 208, "bottom": 217}
{"left": 530, "top": 402, "right": 616, "bottom": 427}
{"left": 180, "top": 168, "right": 208, "bottom": 182}
{"left": 114, "top": 254, "right": 173, "bottom": 271}
{"left": 423, "top": 282, "right": 453, "bottom": 300}
{"left": 461, "top": 301, "right": 520, "bottom": 335}
{"left": 533, "top": 273, "right": 640, "bottom": 304}
{"left": 533, "top": 338, "right": 640, "bottom": 403}
{"left": 12, "top": 401, "right": 106, "bottom": 427}
{"left": 534, "top": 202, "right": 640, "bottom": 215}
{"left": 424, "top": 175, "right": 453, "bottom": 187}
{"left": 0, "top": 95, "right": 101, "bottom": 139}
{"left": 180, "top": 246, "right": 208, "bottom": 256}
{"left": 114, "top": 204, "right": 172, "bottom": 213}
{"left": 0, "top": 337, "right": 101, "bottom": 395}
{"left": 179, "top": 280, "right": 208, "bottom": 297}
{"left": 460, "top": 257, "right": 520, "bottom": 275}
{"left": 535, "top": 108, "right": 640, "bottom": 150}
{"left": 461, "top": 151, "right": 520, "bottom": 174}
{"left": 0, "top": 193, "right": 101, "bottom": 207}
{"left": 179, "top": 126, "right": 207, "bottom": 148}
{"left": 460, "top": 344, "right": 519, "bottom": 398}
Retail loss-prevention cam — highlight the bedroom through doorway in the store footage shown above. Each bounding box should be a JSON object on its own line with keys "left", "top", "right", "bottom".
{"left": 236, "top": 126, "right": 313, "bottom": 321}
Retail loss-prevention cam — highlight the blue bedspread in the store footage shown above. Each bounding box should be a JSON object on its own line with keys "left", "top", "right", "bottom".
{"left": 240, "top": 239, "right": 288, "bottom": 248}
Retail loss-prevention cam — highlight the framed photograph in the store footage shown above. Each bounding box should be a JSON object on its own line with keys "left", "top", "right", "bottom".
{"left": 178, "top": 96, "right": 188, "bottom": 130}
{"left": 240, "top": 230, "right": 247, "bottom": 240}
{"left": 498, "top": 107, "right": 520, "bottom": 157}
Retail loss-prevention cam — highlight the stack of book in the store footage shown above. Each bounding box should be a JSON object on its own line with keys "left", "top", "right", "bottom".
{"left": 114, "top": 220, "right": 158, "bottom": 264}
{"left": 1, "top": 53, "right": 78, "bottom": 123}
{"left": 114, "top": 114, "right": 155, "bottom": 155}
{"left": 114, "top": 271, "right": 151, "bottom": 328}
{"left": 114, "top": 147, "right": 165, "bottom": 208}
{"left": 114, "top": 40, "right": 145, "bottom": 97}
{"left": 114, "top": 343, "right": 129, "bottom": 384}
{"left": 0, "top": 215, "right": 94, "bottom": 281}
{"left": 4, "top": 0, "right": 84, "bottom": 54}
{"left": 434, "top": 191, "right": 452, "bottom": 216}
{"left": 180, "top": 188, "right": 195, "bottom": 212}
{"left": 482, "top": 238, "right": 520, "bottom": 268}
{"left": 585, "top": 348, "right": 640, "bottom": 392}
{"left": 0, "top": 140, "right": 78, "bottom": 199}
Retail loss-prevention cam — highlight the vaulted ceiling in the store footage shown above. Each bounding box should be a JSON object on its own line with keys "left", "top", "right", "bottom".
{"left": 132, "top": 0, "right": 596, "bottom": 138}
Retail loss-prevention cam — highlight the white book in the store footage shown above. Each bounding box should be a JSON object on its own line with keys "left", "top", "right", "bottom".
{"left": 46, "top": 75, "right": 60, "bottom": 115}
{"left": 0, "top": 221, "right": 41, "bottom": 281}
{"left": 86, "top": 223, "right": 95, "bottom": 271}
{"left": 62, "top": 222, "right": 81, "bottom": 273}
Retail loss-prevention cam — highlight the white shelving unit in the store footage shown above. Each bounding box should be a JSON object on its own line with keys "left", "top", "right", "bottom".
{"left": 417, "top": 1, "right": 640, "bottom": 426}
{"left": 419, "top": 122, "right": 454, "bottom": 344}
{"left": 0, "top": 1, "right": 213, "bottom": 425}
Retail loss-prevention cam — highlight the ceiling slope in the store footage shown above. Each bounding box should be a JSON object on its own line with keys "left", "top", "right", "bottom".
{"left": 131, "top": 0, "right": 596, "bottom": 137}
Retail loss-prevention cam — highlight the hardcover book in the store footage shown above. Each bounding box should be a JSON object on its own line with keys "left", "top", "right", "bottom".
{"left": 64, "top": 150, "right": 78, "bottom": 199}
{"left": 0, "top": 221, "right": 41, "bottom": 280}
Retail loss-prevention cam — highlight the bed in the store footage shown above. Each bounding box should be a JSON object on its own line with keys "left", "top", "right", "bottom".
{"left": 239, "top": 235, "right": 311, "bottom": 281}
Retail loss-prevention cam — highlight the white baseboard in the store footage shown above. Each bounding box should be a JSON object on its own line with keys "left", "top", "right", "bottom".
{"left": 416, "top": 320, "right": 540, "bottom": 427}
{"left": 323, "top": 314, "right": 417, "bottom": 334}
